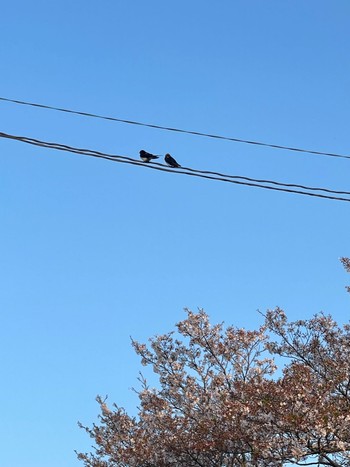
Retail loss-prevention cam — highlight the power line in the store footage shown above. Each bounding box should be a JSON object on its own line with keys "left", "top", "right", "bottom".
{"left": 1, "top": 96, "right": 349, "bottom": 161}
{"left": 1, "top": 130, "right": 350, "bottom": 203}
{"left": 174, "top": 165, "right": 350, "bottom": 196}
{"left": 3, "top": 131, "right": 348, "bottom": 195}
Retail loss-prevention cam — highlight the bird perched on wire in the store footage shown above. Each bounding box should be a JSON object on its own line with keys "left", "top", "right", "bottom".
{"left": 139, "top": 150, "right": 160, "bottom": 163}
{"left": 164, "top": 153, "right": 181, "bottom": 168}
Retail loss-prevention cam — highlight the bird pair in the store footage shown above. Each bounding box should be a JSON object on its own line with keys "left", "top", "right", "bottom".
{"left": 139, "top": 150, "right": 181, "bottom": 168}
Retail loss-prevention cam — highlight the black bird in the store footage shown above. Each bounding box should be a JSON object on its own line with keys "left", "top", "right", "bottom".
{"left": 164, "top": 153, "right": 181, "bottom": 168}
{"left": 139, "top": 150, "right": 160, "bottom": 162}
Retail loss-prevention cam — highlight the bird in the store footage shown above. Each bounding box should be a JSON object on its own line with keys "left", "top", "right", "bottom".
{"left": 139, "top": 150, "right": 160, "bottom": 162}
{"left": 164, "top": 153, "right": 181, "bottom": 168}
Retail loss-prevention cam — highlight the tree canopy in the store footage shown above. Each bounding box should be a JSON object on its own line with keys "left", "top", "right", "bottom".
{"left": 77, "top": 258, "right": 350, "bottom": 467}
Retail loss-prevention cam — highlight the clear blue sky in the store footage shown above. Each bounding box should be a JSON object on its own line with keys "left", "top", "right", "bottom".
{"left": 1, "top": 1, "right": 350, "bottom": 466}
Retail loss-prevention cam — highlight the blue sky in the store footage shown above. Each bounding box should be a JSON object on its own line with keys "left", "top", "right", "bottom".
{"left": 1, "top": 1, "right": 350, "bottom": 466}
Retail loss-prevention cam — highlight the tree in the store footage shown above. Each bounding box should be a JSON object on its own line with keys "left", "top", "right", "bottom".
{"left": 77, "top": 259, "right": 350, "bottom": 466}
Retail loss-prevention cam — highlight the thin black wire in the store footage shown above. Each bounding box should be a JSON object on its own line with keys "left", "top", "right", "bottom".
{"left": 1, "top": 131, "right": 350, "bottom": 203}
{"left": 1, "top": 96, "right": 349, "bottom": 161}
{"left": 2, "top": 131, "right": 350, "bottom": 196}
{"left": 169, "top": 164, "right": 350, "bottom": 196}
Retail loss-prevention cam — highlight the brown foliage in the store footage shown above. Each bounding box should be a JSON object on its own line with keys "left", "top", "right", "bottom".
{"left": 77, "top": 259, "right": 350, "bottom": 466}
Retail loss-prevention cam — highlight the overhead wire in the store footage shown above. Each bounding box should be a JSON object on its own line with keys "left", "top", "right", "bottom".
{"left": 1, "top": 96, "right": 349, "bottom": 161}
{"left": 2, "top": 130, "right": 350, "bottom": 196}
{"left": 1, "top": 130, "right": 350, "bottom": 203}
